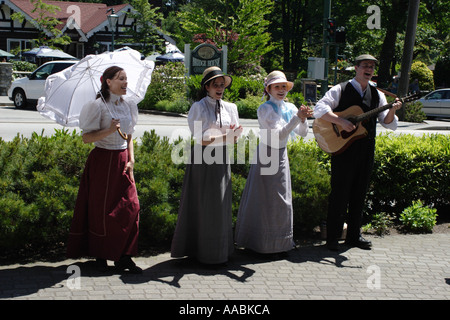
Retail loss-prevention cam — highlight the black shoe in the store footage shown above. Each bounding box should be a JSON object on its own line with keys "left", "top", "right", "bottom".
{"left": 326, "top": 240, "right": 339, "bottom": 251}
{"left": 95, "top": 258, "right": 108, "bottom": 272}
{"left": 345, "top": 236, "right": 372, "bottom": 250}
{"left": 114, "top": 256, "right": 142, "bottom": 274}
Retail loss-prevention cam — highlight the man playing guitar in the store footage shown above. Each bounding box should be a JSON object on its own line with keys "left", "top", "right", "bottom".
{"left": 313, "top": 54, "right": 402, "bottom": 251}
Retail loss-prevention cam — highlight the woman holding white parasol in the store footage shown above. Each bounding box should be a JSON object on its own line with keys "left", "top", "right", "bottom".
{"left": 66, "top": 66, "right": 142, "bottom": 273}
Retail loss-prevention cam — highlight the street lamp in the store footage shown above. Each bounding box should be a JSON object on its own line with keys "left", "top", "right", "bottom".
{"left": 107, "top": 8, "right": 119, "bottom": 51}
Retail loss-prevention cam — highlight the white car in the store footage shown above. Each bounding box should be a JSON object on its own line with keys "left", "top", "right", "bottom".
{"left": 8, "top": 60, "right": 77, "bottom": 109}
{"left": 418, "top": 88, "right": 450, "bottom": 118}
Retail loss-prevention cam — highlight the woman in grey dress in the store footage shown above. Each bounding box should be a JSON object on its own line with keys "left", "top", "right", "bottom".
{"left": 171, "top": 67, "right": 243, "bottom": 264}
{"left": 235, "top": 71, "right": 312, "bottom": 254}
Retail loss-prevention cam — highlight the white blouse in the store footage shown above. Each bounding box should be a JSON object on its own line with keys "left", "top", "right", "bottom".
{"left": 257, "top": 95, "right": 309, "bottom": 149}
{"left": 79, "top": 93, "right": 138, "bottom": 150}
{"left": 187, "top": 95, "right": 240, "bottom": 145}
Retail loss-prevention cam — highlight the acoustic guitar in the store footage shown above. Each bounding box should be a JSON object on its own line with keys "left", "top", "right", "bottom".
{"left": 312, "top": 93, "right": 420, "bottom": 155}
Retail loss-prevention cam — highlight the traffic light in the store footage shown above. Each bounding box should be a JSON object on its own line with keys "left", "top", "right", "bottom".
{"left": 327, "top": 18, "right": 336, "bottom": 42}
{"left": 335, "top": 27, "right": 346, "bottom": 44}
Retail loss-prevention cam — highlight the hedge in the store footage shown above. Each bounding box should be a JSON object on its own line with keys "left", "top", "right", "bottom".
{"left": 0, "top": 130, "right": 448, "bottom": 254}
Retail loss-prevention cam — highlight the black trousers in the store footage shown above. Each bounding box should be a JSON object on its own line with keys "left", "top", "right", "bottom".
{"left": 327, "top": 137, "right": 375, "bottom": 243}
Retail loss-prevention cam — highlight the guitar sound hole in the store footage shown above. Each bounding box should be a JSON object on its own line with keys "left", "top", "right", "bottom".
{"left": 341, "top": 127, "right": 358, "bottom": 139}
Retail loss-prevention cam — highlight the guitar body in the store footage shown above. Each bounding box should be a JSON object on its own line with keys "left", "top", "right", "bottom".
{"left": 312, "top": 92, "right": 419, "bottom": 155}
{"left": 313, "top": 105, "right": 368, "bottom": 155}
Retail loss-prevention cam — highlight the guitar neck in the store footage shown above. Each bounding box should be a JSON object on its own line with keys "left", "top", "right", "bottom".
{"left": 352, "top": 92, "right": 420, "bottom": 123}
{"left": 355, "top": 102, "right": 395, "bottom": 122}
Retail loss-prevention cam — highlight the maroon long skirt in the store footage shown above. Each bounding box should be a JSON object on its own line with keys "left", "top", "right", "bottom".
{"left": 66, "top": 147, "right": 140, "bottom": 262}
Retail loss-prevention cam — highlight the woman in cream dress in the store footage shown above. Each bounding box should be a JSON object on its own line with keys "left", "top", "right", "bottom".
{"left": 235, "top": 71, "right": 312, "bottom": 254}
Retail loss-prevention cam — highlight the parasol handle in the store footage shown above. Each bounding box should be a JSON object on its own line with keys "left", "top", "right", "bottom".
{"left": 117, "top": 128, "right": 128, "bottom": 140}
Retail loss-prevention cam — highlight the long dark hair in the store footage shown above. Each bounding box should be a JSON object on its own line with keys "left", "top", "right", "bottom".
{"left": 96, "top": 66, "right": 124, "bottom": 101}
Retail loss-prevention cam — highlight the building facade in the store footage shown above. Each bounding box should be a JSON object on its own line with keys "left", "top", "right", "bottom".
{"left": 0, "top": 0, "right": 171, "bottom": 59}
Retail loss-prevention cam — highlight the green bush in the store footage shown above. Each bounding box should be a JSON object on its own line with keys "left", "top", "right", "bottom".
{"left": 225, "top": 76, "right": 264, "bottom": 102}
{"left": 368, "top": 133, "right": 450, "bottom": 217}
{"left": 399, "top": 200, "right": 438, "bottom": 233}
{"left": 134, "top": 130, "right": 185, "bottom": 246}
{"left": 404, "top": 101, "right": 427, "bottom": 123}
{"left": 139, "top": 62, "right": 187, "bottom": 110}
{"left": 288, "top": 139, "right": 331, "bottom": 233}
{"left": 362, "top": 212, "right": 395, "bottom": 236}
{"left": 1, "top": 130, "right": 448, "bottom": 254}
{"left": 235, "top": 95, "right": 261, "bottom": 119}
{"left": 0, "top": 129, "right": 92, "bottom": 251}
{"left": 155, "top": 71, "right": 265, "bottom": 118}
{"left": 12, "top": 60, "right": 36, "bottom": 72}
{"left": 154, "top": 98, "right": 191, "bottom": 114}
{"left": 410, "top": 61, "right": 435, "bottom": 92}
{"left": 146, "top": 65, "right": 313, "bottom": 119}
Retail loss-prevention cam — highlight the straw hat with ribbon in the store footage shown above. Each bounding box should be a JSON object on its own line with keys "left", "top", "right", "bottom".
{"left": 201, "top": 66, "right": 232, "bottom": 89}
{"left": 263, "top": 71, "right": 294, "bottom": 98}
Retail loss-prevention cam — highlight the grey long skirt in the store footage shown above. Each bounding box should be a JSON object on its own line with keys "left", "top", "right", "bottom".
{"left": 171, "top": 145, "right": 234, "bottom": 264}
{"left": 235, "top": 145, "right": 295, "bottom": 254}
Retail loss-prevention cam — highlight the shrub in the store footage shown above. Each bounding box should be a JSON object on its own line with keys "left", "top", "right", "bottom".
{"left": 0, "top": 129, "right": 92, "bottom": 251}
{"left": 404, "top": 101, "right": 427, "bottom": 123}
{"left": 225, "top": 76, "right": 264, "bottom": 102}
{"left": 362, "top": 212, "right": 394, "bottom": 236}
{"left": 134, "top": 130, "right": 185, "bottom": 246}
{"left": 1, "top": 129, "right": 448, "bottom": 255}
{"left": 154, "top": 98, "right": 190, "bottom": 114}
{"left": 287, "top": 91, "right": 307, "bottom": 107}
{"left": 235, "top": 95, "right": 261, "bottom": 119}
{"left": 369, "top": 133, "right": 450, "bottom": 217}
{"left": 410, "top": 61, "right": 434, "bottom": 92}
{"left": 139, "top": 62, "right": 187, "bottom": 110}
{"left": 288, "top": 139, "right": 331, "bottom": 232}
{"left": 399, "top": 200, "right": 438, "bottom": 233}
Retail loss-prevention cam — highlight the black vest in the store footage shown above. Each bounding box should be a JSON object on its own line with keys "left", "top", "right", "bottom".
{"left": 335, "top": 81, "right": 380, "bottom": 139}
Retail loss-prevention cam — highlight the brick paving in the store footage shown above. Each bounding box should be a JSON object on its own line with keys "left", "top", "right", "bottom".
{"left": 1, "top": 233, "right": 449, "bottom": 301}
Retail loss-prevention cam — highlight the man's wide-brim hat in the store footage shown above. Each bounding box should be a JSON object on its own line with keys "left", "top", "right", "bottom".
{"left": 355, "top": 54, "right": 378, "bottom": 65}
{"left": 201, "top": 66, "right": 232, "bottom": 89}
{"left": 264, "top": 70, "right": 294, "bottom": 92}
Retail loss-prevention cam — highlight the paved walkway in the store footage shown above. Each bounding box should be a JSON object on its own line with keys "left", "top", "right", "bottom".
{"left": 1, "top": 233, "right": 449, "bottom": 302}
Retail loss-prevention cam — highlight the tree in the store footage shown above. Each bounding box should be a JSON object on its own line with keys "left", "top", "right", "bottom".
{"left": 120, "top": 0, "right": 165, "bottom": 56}
{"left": 11, "top": 0, "right": 71, "bottom": 48}
{"left": 177, "top": 0, "right": 274, "bottom": 75}
{"left": 273, "top": 0, "right": 322, "bottom": 72}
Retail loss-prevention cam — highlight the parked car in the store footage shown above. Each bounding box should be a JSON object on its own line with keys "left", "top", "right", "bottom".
{"left": 8, "top": 60, "right": 77, "bottom": 109}
{"left": 418, "top": 88, "right": 450, "bottom": 118}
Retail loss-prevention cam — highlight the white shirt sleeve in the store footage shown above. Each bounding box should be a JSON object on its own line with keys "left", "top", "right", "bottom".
{"left": 79, "top": 100, "right": 102, "bottom": 133}
{"left": 258, "top": 102, "right": 304, "bottom": 148}
{"left": 377, "top": 91, "right": 398, "bottom": 130}
{"left": 313, "top": 84, "right": 342, "bottom": 119}
{"left": 227, "top": 102, "right": 240, "bottom": 128}
{"left": 187, "top": 101, "right": 210, "bottom": 142}
{"left": 288, "top": 103, "right": 309, "bottom": 138}
{"left": 127, "top": 100, "right": 139, "bottom": 135}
